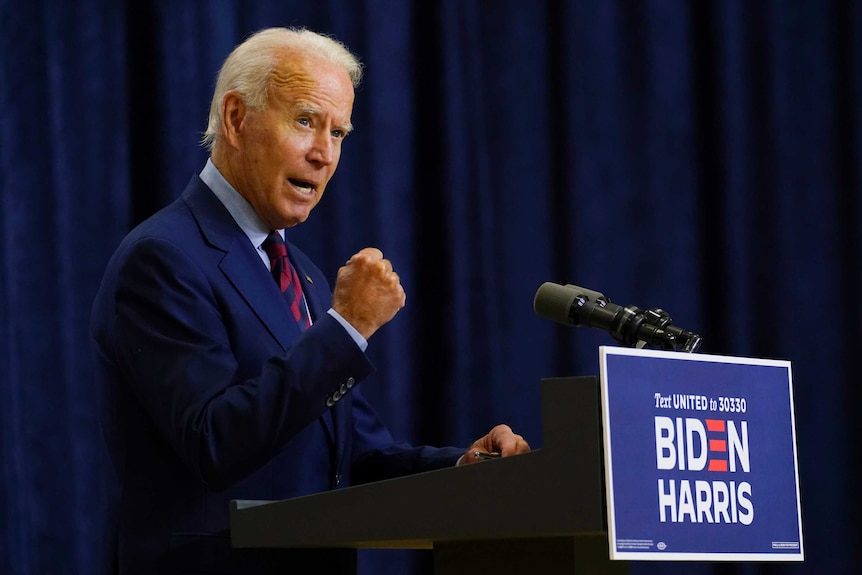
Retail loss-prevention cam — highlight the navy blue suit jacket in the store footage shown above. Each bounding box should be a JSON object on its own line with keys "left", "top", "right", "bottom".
{"left": 90, "top": 175, "right": 462, "bottom": 574}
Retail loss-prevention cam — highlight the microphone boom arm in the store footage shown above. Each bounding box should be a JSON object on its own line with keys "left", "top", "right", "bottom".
{"left": 533, "top": 282, "right": 703, "bottom": 353}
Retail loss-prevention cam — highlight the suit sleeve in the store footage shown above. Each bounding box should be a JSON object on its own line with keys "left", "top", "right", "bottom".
{"left": 348, "top": 386, "right": 464, "bottom": 484}
{"left": 110, "top": 236, "right": 374, "bottom": 490}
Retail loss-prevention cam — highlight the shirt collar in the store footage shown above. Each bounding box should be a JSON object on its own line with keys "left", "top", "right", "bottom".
{"left": 199, "top": 158, "right": 281, "bottom": 250}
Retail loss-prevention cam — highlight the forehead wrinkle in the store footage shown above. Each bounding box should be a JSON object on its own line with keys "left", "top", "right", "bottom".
{"left": 269, "top": 67, "right": 317, "bottom": 99}
{"left": 269, "top": 48, "right": 334, "bottom": 94}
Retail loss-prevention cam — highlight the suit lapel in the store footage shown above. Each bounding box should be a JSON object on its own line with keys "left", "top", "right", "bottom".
{"left": 291, "top": 257, "right": 322, "bottom": 324}
{"left": 182, "top": 176, "right": 340, "bottom": 447}
{"left": 182, "top": 177, "right": 302, "bottom": 350}
{"left": 220, "top": 247, "right": 304, "bottom": 347}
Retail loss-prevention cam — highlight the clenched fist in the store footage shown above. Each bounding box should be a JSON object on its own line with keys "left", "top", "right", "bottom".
{"left": 332, "top": 247, "right": 406, "bottom": 339}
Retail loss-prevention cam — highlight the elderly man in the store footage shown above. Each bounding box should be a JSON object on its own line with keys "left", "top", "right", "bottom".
{"left": 90, "top": 27, "right": 528, "bottom": 575}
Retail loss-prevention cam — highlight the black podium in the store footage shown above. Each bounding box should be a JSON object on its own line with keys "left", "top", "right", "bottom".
{"left": 230, "top": 377, "right": 629, "bottom": 574}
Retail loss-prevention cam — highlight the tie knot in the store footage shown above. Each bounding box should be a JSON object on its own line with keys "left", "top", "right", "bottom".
{"left": 262, "top": 231, "right": 287, "bottom": 259}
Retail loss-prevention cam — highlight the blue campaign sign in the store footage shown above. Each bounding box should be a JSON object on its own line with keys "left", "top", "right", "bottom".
{"left": 599, "top": 346, "right": 803, "bottom": 561}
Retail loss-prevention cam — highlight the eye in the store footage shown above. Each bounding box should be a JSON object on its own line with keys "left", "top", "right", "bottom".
{"left": 331, "top": 129, "right": 346, "bottom": 139}
{"left": 297, "top": 117, "right": 311, "bottom": 127}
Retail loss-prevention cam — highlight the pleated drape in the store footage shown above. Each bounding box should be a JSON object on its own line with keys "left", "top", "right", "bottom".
{"left": 2, "top": 1, "right": 859, "bottom": 574}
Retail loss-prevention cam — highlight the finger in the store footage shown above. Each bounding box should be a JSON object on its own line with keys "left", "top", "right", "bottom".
{"left": 357, "top": 247, "right": 383, "bottom": 261}
{"left": 488, "top": 424, "right": 530, "bottom": 456}
{"left": 499, "top": 434, "right": 529, "bottom": 455}
{"left": 489, "top": 424, "right": 513, "bottom": 446}
{"left": 377, "top": 259, "right": 393, "bottom": 274}
{"left": 346, "top": 247, "right": 384, "bottom": 267}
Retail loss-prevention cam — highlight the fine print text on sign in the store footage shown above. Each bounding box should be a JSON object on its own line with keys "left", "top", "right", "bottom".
{"left": 599, "top": 346, "right": 803, "bottom": 562}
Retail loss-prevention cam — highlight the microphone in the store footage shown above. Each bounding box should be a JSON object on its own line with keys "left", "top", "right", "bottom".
{"left": 533, "top": 282, "right": 702, "bottom": 352}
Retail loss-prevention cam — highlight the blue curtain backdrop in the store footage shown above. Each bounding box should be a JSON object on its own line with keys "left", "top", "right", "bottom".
{"left": 2, "top": 0, "right": 860, "bottom": 574}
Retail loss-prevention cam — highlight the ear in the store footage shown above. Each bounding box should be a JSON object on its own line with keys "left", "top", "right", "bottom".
{"left": 221, "top": 91, "right": 246, "bottom": 148}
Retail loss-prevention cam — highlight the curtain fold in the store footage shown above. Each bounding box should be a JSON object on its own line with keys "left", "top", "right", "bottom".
{"left": 2, "top": 1, "right": 859, "bottom": 574}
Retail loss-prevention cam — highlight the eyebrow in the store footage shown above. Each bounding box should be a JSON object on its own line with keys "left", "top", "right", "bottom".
{"left": 295, "top": 104, "right": 354, "bottom": 134}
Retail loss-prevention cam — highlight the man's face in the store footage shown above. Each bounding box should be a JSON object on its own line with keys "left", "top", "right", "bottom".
{"left": 231, "top": 54, "right": 355, "bottom": 230}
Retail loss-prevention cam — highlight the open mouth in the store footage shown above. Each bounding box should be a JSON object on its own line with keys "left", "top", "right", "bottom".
{"left": 288, "top": 178, "right": 316, "bottom": 194}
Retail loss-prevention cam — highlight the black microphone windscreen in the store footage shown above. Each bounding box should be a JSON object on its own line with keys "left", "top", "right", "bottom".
{"left": 533, "top": 282, "right": 579, "bottom": 326}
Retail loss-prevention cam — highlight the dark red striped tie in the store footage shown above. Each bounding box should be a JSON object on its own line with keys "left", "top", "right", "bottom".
{"left": 262, "top": 231, "right": 310, "bottom": 329}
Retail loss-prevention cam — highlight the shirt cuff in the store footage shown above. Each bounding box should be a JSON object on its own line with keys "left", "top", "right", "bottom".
{"left": 327, "top": 308, "right": 368, "bottom": 352}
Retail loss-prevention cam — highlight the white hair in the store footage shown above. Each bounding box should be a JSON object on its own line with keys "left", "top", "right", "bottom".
{"left": 201, "top": 27, "right": 363, "bottom": 150}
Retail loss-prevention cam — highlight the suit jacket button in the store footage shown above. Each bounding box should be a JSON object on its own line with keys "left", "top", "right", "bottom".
{"left": 345, "top": 377, "right": 355, "bottom": 388}
{"left": 332, "top": 390, "right": 343, "bottom": 401}
{"left": 339, "top": 382, "right": 349, "bottom": 394}
{"left": 325, "top": 396, "right": 335, "bottom": 407}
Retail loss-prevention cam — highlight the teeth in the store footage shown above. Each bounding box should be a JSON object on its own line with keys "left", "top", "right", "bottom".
{"left": 290, "top": 180, "right": 313, "bottom": 192}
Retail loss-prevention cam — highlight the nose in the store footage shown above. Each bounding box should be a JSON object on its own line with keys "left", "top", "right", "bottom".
{"left": 308, "top": 132, "right": 336, "bottom": 166}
